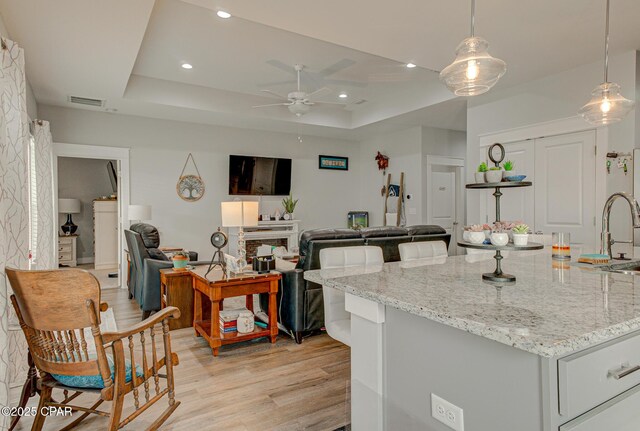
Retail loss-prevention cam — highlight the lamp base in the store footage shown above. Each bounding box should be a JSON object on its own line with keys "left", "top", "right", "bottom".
{"left": 61, "top": 214, "right": 77, "bottom": 235}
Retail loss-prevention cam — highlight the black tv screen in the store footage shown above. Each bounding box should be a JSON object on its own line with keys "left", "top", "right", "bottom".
{"left": 229, "top": 155, "right": 292, "bottom": 196}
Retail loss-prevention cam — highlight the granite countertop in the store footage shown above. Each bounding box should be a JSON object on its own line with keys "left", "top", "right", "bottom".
{"left": 304, "top": 248, "right": 640, "bottom": 358}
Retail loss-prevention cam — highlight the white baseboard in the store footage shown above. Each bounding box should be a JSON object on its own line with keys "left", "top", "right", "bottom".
{"left": 77, "top": 256, "right": 95, "bottom": 264}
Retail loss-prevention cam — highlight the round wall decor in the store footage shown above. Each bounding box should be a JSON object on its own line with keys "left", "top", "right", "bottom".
{"left": 176, "top": 153, "right": 205, "bottom": 202}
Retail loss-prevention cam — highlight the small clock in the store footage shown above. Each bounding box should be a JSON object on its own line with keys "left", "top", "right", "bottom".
{"left": 211, "top": 230, "right": 228, "bottom": 249}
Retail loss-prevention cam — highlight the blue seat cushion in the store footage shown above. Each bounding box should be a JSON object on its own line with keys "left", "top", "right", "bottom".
{"left": 52, "top": 355, "right": 144, "bottom": 389}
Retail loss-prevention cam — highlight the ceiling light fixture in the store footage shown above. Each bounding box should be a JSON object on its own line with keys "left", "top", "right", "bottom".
{"left": 579, "top": 0, "right": 634, "bottom": 125}
{"left": 181, "top": 63, "right": 193, "bottom": 69}
{"left": 406, "top": 63, "right": 417, "bottom": 68}
{"left": 439, "top": 0, "right": 506, "bottom": 96}
{"left": 216, "top": 10, "right": 231, "bottom": 19}
{"left": 339, "top": 93, "right": 348, "bottom": 98}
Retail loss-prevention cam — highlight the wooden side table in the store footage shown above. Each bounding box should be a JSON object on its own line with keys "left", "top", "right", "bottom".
{"left": 159, "top": 268, "right": 195, "bottom": 330}
{"left": 191, "top": 266, "right": 280, "bottom": 356}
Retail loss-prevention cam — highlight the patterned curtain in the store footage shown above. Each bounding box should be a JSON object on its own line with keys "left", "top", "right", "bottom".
{"left": 0, "top": 37, "right": 30, "bottom": 429}
{"left": 33, "top": 120, "right": 55, "bottom": 270}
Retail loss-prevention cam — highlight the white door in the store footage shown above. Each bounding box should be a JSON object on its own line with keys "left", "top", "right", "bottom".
{"left": 534, "top": 131, "right": 596, "bottom": 244}
{"left": 430, "top": 167, "right": 457, "bottom": 254}
{"left": 94, "top": 200, "right": 119, "bottom": 270}
{"left": 482, "top": 140, "right": 535, "bottom": 227}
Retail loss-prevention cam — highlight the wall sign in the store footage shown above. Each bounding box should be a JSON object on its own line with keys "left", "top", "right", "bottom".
{"left": 319, "top": 155, "right": 349, "bottom": 171}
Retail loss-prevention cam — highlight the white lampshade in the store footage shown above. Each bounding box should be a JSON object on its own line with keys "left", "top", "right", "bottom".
{"left": 221, "top": 201, "right": 259, "bottom": 227}
{"left": 58, "top": 198, "right": 81, "bottom": 214}
{"left": 128, "top": 204, "right": 152, "bottom": 221}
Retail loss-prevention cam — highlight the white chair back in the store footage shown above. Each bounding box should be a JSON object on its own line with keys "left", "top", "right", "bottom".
{"left": 399, "top": 241, "right": 448, "bottom": 261}
{"left": 319, "top": 246, "right": 383, "bottom": 346}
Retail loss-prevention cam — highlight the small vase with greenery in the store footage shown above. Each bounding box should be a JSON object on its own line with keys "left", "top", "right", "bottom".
{"left": 475, "top": 162, "right": 488, "bottom": 183}
{"left": 172, "top": 251, "right": 190, "bottom": 269}
{"left": 503, "top": 160, "right": 514, "bottom": 180}
{"left": 485, "top": 165, "right": 503, "bottom": 183}
{"left": 282, "top": 194, "right": 299, "bottom": 219}
{"left": 512, "top": 224, "right": 529, "bottom": 246}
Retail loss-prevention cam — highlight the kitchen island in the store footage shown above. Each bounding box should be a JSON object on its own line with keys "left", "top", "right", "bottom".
{"left": 305, "top": 249, "right": 640, "bottom": 431}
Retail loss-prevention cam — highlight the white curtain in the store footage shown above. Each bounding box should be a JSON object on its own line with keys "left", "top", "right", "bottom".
{"left": 0, "top": 37, "right": 30, "bottom": 429}
{"left": 33, "top": 120, "right": 55, "bottom": 270}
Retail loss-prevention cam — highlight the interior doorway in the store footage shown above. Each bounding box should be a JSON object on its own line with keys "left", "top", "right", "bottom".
{"left": 425, "top": 156, "right": 465, "bottom": 255}
{"left": 53, "top": 143, "right": 130, "bottom": 288}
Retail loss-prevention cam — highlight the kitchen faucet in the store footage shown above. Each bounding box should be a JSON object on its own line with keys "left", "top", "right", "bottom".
{"left": 600, "top": 192, "right": 640, "bottom": 258}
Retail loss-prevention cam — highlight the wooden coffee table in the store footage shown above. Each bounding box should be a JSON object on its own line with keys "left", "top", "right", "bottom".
{"left": 190, "top": 265, "right": 280, "bottom": 356}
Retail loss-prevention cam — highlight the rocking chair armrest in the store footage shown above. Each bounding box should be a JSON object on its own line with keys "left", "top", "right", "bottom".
{"left": 101, "top": 307, "right": 181, "bottom": 343}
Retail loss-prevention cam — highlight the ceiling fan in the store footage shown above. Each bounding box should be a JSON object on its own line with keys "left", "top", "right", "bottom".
{"left": 252, "top": 64, "right": 345, "bottom": 117}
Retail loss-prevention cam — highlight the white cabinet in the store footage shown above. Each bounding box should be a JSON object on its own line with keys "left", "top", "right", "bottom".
{"left": 58, "top": 235, "right": 77, "bottom": 267}
{"left": 93, "top": 200, "right": 118, "bottom": 270}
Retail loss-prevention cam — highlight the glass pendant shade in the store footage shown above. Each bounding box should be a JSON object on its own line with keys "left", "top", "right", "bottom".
{"left": 439, "top": 36, "right": 506, "bottom": 96}
{"left": 579, "top": 82, "right": 635, "bottom": 125}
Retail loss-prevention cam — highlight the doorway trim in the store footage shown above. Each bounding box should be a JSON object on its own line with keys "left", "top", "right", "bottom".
{"left": 53, "top": 143, "right": 130, "bottom": 286}
{"left": 425, "top": 155, "right": 465, "bottom": 255}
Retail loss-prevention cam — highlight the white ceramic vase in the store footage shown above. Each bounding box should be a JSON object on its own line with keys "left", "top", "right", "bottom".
{"left": 474, "top": 172, "right": 485, "bottom": 183}
{"left": 490, "top": 232, "right": 509, "bottom": 246}
{"left": 486, "top": 170, "right": 503, "bottom": 183}
{"left": 468, "top": 231, "right": 486, "bottom": 244}
{"left": 513, "top": 233, "right": 529, "bottom": 246}
{"left": 463, "top": 230, "right": 471, "bottom": 242}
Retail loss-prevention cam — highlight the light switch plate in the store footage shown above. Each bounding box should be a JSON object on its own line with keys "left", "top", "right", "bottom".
{"left": 431, "top": 393, "right": 464, "bottom": 431}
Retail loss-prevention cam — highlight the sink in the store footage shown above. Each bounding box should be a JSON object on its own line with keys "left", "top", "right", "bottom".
{"left": 602, "top": 261, "right": 640, "bottom": 275}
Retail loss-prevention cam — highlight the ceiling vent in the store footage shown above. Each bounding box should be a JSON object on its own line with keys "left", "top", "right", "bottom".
{"left": 354, "top": 99, "right": 368, "bottom": 105}
{"left": 68, "top": 95, "right": 105, "bottom": 107}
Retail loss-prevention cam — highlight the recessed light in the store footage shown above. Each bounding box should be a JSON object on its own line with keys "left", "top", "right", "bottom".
{"left": 338, "top": 93, "right": 348, "bottom": 99}
{"left": 181, "top": 63, "right": 193, "bottom": 69}
{"left": 217, "top": 10, "right": 231, "bottom": 18}
{"left": 406, "top": 63, "right": 417, "bottom": 68}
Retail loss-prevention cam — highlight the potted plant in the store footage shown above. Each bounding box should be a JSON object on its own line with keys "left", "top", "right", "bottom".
{"left": 467, "top": 224, "right": 486, "bottom": 244}
{"left": 486, "top": 165, "right": 503, "bottom": 183}
{"left": 490, "top": 224, "right": 509, "bottom": 246}
{"left": 512, "top": 224, "right": 530, "bottom": 246}
{"left": 172, "top": 251, "right": 190, "bottom": 270}
{"left": 475, "top": 162, "right": 488, "bottom": 183}
{"left": 282, "top": 194, "right": 299, "bottom": 220}
{"left": 503, "top": 160, "right": 514, "bottom": 180}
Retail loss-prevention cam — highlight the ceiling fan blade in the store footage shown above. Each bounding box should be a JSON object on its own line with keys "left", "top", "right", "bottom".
{"left": 302, "top": 101, "right": 315, "bottom": 106}
{"left": 259, "top": 89, "right": 289, "bottom": 99}
{"left": 307, "top": 87, "right": 331, "bottom": 98}
{"left": 266, "top": 59, "right": 297, "bottom": 76}
{"left": 252, "top": 102, "right": 290, "bottom": 108}
{"left": 324, "top": 78, "right": 368, "bottom": 88}
{"left": 318, "top": 59, "right": 356, "bottom": 77}
{"left": 258, "top": 79, "right": 297, "bottom": 87}
{"left": 313, "top": 101, "right": 346, "bottom": 106}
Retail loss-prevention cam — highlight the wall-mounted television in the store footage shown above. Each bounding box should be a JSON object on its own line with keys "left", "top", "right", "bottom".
{"left": 229, "top": 155, "right": 292, "bottom": 196}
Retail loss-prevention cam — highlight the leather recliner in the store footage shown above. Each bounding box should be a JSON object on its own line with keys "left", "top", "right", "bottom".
{"left": 125, "top": 224, "right": 199, "bottom": 319}
{"left": 259, "top": 225, "right": 450, "bottom": 343}
{"left": 319, "top": 246, "right": 384, "bottom": 346}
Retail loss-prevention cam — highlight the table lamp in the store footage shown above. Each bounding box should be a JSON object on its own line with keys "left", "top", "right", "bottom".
{"left": 221, "top": 201, "right": 259, "bottom": 272}
{"left": 128, "top": 204, "right": 152, "bottom": 225}
{"left": 58, "top": 198, "right": 81, "bottom": 235}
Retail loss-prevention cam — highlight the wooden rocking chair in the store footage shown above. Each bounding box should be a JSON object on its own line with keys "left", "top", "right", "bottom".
{"left": 6, "top": 268, "right": 181, "bottom": 430}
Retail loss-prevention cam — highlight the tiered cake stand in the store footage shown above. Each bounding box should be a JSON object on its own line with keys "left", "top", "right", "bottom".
{"left": 458, "top": 181, "right": 543, "bottom": 283}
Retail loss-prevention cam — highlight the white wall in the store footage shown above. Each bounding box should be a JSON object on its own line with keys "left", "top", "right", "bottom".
{"left": 358, "top": 126, "right": 466, "bottom": 227}
{"left": 40, "top": 105, "right": 362, "bottom": 259}
{"left": 57, "top": 157, "right": 117, "bottom": 261}
{"left": 0, "top": 12, "right": 38, "bottom": 120}
{"left": 466, "top": 50, "right": 638, "bottom": 249}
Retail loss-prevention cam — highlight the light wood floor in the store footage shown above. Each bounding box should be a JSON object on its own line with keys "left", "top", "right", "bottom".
{"left": 11, "top": 288, "right": 351, "bottom": 431}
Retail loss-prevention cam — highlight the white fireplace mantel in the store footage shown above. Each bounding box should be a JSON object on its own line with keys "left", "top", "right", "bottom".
{"left": 227, "top": 220, "right": 300, "bottom": 256}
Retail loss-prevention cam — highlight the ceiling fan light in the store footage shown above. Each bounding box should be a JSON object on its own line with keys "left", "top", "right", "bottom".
{"left": 439, "top": 36, "right": 506, "bottom": 96}
{"left": 288, "top": 102, "right": 311, "bottom": 117}
{"left": 579, "top": 82, "right": 635, "bottom": 125}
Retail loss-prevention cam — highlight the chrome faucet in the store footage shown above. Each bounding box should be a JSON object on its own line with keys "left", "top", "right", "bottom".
{"left": 600, "top": 192, "right": 640, "bottom": 258}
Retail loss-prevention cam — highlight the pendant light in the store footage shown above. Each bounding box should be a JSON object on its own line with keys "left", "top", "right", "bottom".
{"left": 579, "top": 0, "right": 634, "bottom": 125}
{"left": 439, "top": 0, "right": 506, "bottom": 96}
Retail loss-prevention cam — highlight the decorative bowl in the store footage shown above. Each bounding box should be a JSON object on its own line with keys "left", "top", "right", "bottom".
{"left": 468, "top": 231, "right": 486, "bottom": 244}
{"left": 505, "top": 175, "right": 526, "bottom": 182}
{"left": 490, "top": 232, "right": 509, "bottom": 246}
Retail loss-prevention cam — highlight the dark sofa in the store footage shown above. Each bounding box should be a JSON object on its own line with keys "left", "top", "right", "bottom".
{"left": 260, "top": 225, "right": 450, "bottom": 343}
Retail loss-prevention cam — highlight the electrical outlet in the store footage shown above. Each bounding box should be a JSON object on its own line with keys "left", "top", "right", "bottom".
{"left": 431, "top": 393, "right": 464, "bottom": 431}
